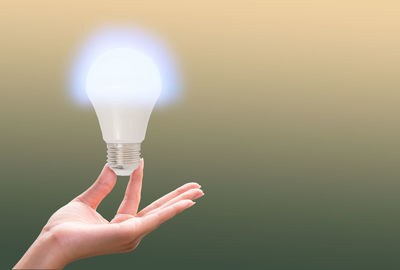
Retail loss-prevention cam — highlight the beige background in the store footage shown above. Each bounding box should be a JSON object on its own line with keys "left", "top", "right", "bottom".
{"left": 1, "top": 1, "right": 400, "bottom": 269}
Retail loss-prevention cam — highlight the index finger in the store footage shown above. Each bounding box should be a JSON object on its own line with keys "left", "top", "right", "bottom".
{"left": 117, "top": 159, "right": 144, "bottom": 215}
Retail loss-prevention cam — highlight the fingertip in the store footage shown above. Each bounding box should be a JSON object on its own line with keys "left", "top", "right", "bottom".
{"left": 194, "top": 189, "right": 204, "bottom": 200}
{"left": 181, "top": 182, "right": 201, "bottom": 190}
{"left": 180, "top": 199, "right": 195, "bottom": 208}
{"left": 103, "top": 164, "right": 116, "bottom": 176}
{"left": 104, "top": 166, "right": 117, "bottom": 180}
{"left": 192, "top": 182, "right": 201, "bottom": 189}
{"left": 130, "top": 161, "right": 143, "bottom": 178}
{"left": 98, "top": 165, "right": 117, "bottom": 189}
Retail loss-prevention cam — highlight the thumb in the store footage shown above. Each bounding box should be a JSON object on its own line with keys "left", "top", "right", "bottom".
{"left": 74, "top": 165, "right": 117, "bottom": 209}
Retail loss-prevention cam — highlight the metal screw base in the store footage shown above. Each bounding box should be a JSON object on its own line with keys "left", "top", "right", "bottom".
{"left": 107, "top": 143, "right": 141, "bottom": 176}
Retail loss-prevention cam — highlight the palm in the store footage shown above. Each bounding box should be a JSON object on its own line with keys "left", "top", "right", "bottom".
{"left": 48, "top": 201, "right": 109, "bottom": 226}
{"left": 42, "top": 161, "right": 203, "bottom": 263}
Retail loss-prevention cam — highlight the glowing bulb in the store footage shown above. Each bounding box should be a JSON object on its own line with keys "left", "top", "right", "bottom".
{"left": 86, "top": 47, "right": 162, "bottom": 176}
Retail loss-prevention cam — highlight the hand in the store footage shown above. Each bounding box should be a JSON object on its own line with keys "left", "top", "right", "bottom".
{"left": 14, "top": 159, "right": 204, "bottom": 269}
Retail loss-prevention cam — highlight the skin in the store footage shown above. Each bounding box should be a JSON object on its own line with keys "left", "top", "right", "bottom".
{"left": 14, "top": 159, "right": 204, "bottom": 269}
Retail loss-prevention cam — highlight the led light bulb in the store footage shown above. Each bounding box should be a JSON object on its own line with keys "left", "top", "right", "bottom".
{"left": 86, "top": 47, "right": 161, "bottom": 176}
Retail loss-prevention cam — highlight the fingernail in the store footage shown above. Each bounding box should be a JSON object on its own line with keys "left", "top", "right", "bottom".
{"left": 190, "top": 181, "right": 201, "bottom": 188}
{"left": 194, "top": 191, "right": 204, "bottom": 200}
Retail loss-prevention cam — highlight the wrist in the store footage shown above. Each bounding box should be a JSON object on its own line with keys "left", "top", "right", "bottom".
{"left": 14, "top": 230, "right": 69, "bottom": 269}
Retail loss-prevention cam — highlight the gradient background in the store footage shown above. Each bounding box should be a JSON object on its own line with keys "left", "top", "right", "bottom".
{"left": 1, "top": 1, "right": 400, "bottom": 269}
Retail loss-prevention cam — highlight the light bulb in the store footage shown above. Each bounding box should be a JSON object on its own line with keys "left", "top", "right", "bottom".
{"left": 86, "top": 47, "right": 162, "bottom": 176}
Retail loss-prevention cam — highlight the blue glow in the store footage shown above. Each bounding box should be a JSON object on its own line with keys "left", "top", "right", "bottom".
{"left": 69, "top": 26, "right": 180, "bottom": 107}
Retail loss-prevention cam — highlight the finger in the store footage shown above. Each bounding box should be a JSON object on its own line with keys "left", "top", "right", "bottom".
{"left": 117, "top": 159, "right": 144, "bottom": 215}
{"left": 137, "top": 182, "right": 200, "bottom": 217}
{"left": 146, "top": 188, "right": 203, "bottom": 216}
{"left": 138, "top": 200, "right": 195, "bottom": 234}
{"left": 74, "top": 165, "right": 117, "bottom": 209}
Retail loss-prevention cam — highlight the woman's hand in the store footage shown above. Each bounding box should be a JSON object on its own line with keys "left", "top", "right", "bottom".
{"left": 14, "top": 159, "right": 204, "bottom": 269}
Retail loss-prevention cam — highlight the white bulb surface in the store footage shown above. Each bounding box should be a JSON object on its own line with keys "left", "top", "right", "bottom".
{"left": 86, "top": 48, "right": 162, "bottom": 176}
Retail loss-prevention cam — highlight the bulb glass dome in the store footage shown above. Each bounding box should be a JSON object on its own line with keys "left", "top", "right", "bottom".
{"left": 86, "top": 47, "right": 162, "bottom": 105}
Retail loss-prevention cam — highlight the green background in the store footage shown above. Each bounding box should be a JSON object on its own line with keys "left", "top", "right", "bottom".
{"left": 1, "top": 1, "right": 400, "bottom": 269}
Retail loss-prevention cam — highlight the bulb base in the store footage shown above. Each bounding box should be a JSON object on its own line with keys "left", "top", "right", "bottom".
{"left": 107, "top": 143, "right": 141, "bottom": 176}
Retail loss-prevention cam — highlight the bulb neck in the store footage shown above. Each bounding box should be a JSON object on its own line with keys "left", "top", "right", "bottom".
{"left": 107, "top": 143, "right": 141, "bottom": 176}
